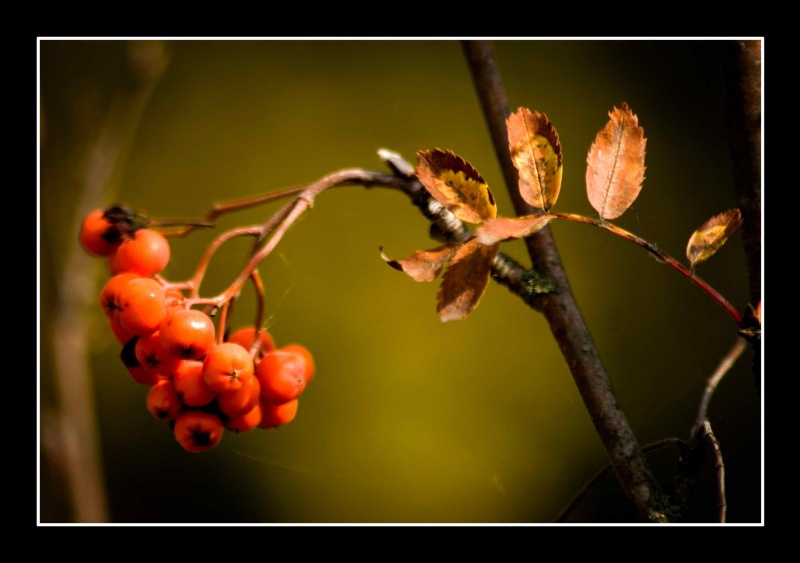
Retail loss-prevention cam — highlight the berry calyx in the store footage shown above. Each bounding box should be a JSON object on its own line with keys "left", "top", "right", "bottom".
{"left": 174, "top": 410, "right": 224, "bottom": 453}
{"left": 202, "top": 343, "right": 255, "bottom": 394}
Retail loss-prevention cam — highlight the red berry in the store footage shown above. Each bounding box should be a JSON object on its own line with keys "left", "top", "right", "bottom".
{"left": 202, "top": 343, "right": 255, "bottom": 395}
{"left": 118, "top": 277, "right": 166, "bottom": 336}
{"left": 113, "top": 228, "right": 171, "bottom": 277}
{"left": 174, "top": 411, "right": 224, "bottom": 453}
{"left": 160, "top": 309, "right": 216, "bottom": 361}
{"left": 80, "top": 209, "right": 122, "bottom": 256}
{"left": 258, "top": 399, "right": 299, "bottom": 429}
{"left": 173, "top": 360, "right": 217, "bottom": 407}
{"left": 257, "top": 348, "right": 309, "bottom": 404}
{"left": 146, "top": 379, "right": 182, "bottom": 421}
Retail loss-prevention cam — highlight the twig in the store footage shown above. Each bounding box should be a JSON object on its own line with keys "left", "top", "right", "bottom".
{"left": 695, "top": 337, "right": 748, "bottom": 429}
{"left": 462, "top": 39, "right": 669, "bottom": 523}
{"left": 551, "top": 213, "right": 743, "bottom": 326}
{"left": 702, "top": 421, "right": 727, "bottom": 523}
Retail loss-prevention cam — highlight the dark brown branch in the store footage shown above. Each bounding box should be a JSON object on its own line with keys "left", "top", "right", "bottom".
{"left": 720, "top": 40, "right": 761, "bottom": 309}
{"left": 557, "top": 438, "right": 685, "bottom": 523}
{"left": 462, "top": 40, "right": 669, "bottom": 522}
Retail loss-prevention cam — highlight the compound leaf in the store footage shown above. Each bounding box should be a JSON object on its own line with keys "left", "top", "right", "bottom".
{"left": 586, "top": 103, "right": 646, "bottom": 220}
{"left": 686, "top": 209, "right": 743, "bottom": 269}
{"left": 437, "top": 238, "right": 499, "bottom": 323}
{"left": 507, "top": 108, "right": 563, "bottom": 211}
{"left": 416, "top": 148, "right": 497, "bottom": 224}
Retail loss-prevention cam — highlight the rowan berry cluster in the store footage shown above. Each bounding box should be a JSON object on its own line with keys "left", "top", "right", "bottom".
{"left": 80, "top": 206, "right": 315, "bottom": 453}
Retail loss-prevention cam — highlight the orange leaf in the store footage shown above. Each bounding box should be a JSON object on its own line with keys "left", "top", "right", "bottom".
{"left": 686, "top": 209, "right": 743, "bottom": 269}
{"left": 416, "top": 148, "right": 497, "bottom": 224}
{"left": 380, "top": 244, "right": 461, "bottom": 282}
{"left": 507, "top": 108, "right": 563, "bottom": 212}
{"left": 586, "top": 103, "right": 646, "bottom": 220}
{"left": 437, "top": 238, "right": 499, "bottom": 323}
{"left": 475, "top": 214, "right": 554, "bottom": 245}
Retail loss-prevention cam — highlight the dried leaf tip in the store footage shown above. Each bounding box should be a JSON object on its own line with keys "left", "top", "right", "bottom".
{"left": 586, "top": 102, "right": 647, "bottom": 220}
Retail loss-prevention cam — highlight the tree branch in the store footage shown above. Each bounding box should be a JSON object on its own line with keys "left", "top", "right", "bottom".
{"left": 461, "top": 40, "right": 669, "bottom": 522}
{"left": 44, "top": 41, "right": 168, "bottom": 522}
{"left": 720, "top": 40, "right": 761, "bottom": 309}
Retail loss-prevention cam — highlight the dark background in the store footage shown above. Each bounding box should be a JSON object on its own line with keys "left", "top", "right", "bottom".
{"left": 39, "top": 39, "right": 761, "bottom": 524}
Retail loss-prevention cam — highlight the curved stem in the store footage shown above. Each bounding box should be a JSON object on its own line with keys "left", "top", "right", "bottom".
{"left": 695, "top": 337, "right": 748, "bottom": 429}
{"left": 551, "top": 213, "right": 743, "bottom": 326}
{"left": 250, "top": 268, "right": 266, "bottom": 338}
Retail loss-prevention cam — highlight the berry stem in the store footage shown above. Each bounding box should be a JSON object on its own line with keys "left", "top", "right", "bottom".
{"left": 550, "top": 212, "right": 744, "bottom": 326}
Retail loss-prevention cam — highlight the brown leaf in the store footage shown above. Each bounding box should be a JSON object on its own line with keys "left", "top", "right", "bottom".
{"left": 686, "top": 209, "right": 743, "bottom": 269}
{"left": 437, "top": 238, "right": 499, "bottom": 323}
{"left": 507, "top": 108, "right": 563, "bottom": 211}
{"left": 380, "top": 244, "right": 461, "bottom": 282}
{"left": 416, "top": 148, "right": 497, "bottom": 224}
{"left": 475, "top": 214, "right": 554, "bottom": 245}
{"left": 586, "top": 103, "right": 646, "bottom": 220}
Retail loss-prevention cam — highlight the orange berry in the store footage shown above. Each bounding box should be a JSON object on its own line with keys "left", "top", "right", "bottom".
{"left": 118, "top": 277, "right": 166, "bottom": 336}
{"left": 257, "top": 348, "right": 308, "bottom": 404}
{"left": 159, "top": 309, "right": 216, "bottom": 361}
{"left": 218, "top": 374, "right": 260, "bottom": 418}
{"left": 135, "top": 331, "right": 183, "bottom": 377}
{"left": 80, "top": 208, "right": 123, "bottom": 256}
{"left": 227, "top": 326, "right": 276, "bottom": 356}
{"left": 174, "top": 410, "right": 224, "bottom": 453}
{"left": 202, "top": 343, "right": 255, "bottom": 394}
{"left": 258, "top": 399, "right": 299, "bottom": 429}
{"left": 282, "top": 343, "right": 315, "bottom": 384}
{"left": 100, "top": 273, "right": 140, "bottom": 323}
{"left": 146, "top": 379, "right": 182, "bottom": 421}
{"left": 109, "top": 318, "right": 136, "bottom": 346}
{"left": 225, "top": 403, "right": 262, "bottom": 433}
{"left": 113, "top": 228, "right": 170, "bottom": 277}
{"left": 173, "top": 360, "right": 217, "bottom": 407}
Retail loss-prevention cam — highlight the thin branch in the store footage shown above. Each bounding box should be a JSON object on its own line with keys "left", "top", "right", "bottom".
{"left": 462, "top": 39, "right": 669, "bottom": 522}
{"left": 695, "top": 337, "right": 748, "bottom": 429}
{"left": 551, "top": 213, "right": 743, "bottom": 326}
{"left": 45, "top": 40, "right": 168, "bottom": 523}
{"left": 702, "top": 420, "right": 727, "bottom": 523}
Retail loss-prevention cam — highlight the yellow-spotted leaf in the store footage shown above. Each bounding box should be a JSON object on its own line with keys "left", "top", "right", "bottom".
{"left": 437, "top": 238, "right": 499, "bottom": 323}
{"left": 507, "top": 108, "right": 563, "bottom": 211}
{"left": 475, "top": 214, "right": 554, "bottom": 245}
{"left": 586, "top": 103, "right": 646, "bottom": 220}
{"left": 686, "top": 209, "right": 743, "bottom": 269}
{"left": 416, "top": 148, "right": 497, "bottom": 224}
{"left": 380, "top": 243, "right": 461, "bottom": 282}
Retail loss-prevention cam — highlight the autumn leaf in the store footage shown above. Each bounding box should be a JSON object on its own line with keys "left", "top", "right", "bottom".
{"left": 507, "top": 108, "right": 563, "bottom": 212}
{"left": 437, "top": 238, "right": 499, "bottom": 323}
{"left": 380, "top": 243, "right": 462, "bottom": 282}
{"left": 416, "top": 148, "right": 497, "bottom": 224}
{"left": 686, "top": 209, "right": 743, "bottom": 270}
{"left": 475, "top": 214, "right": 554, "bottom": 245}
{"left": 586, "top": 103, "right": 646, "bottom": 220}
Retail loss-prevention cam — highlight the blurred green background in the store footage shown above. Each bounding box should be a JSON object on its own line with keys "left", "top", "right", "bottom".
{"left": 39, "top": 39, "right": 761, "bottom": 524}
